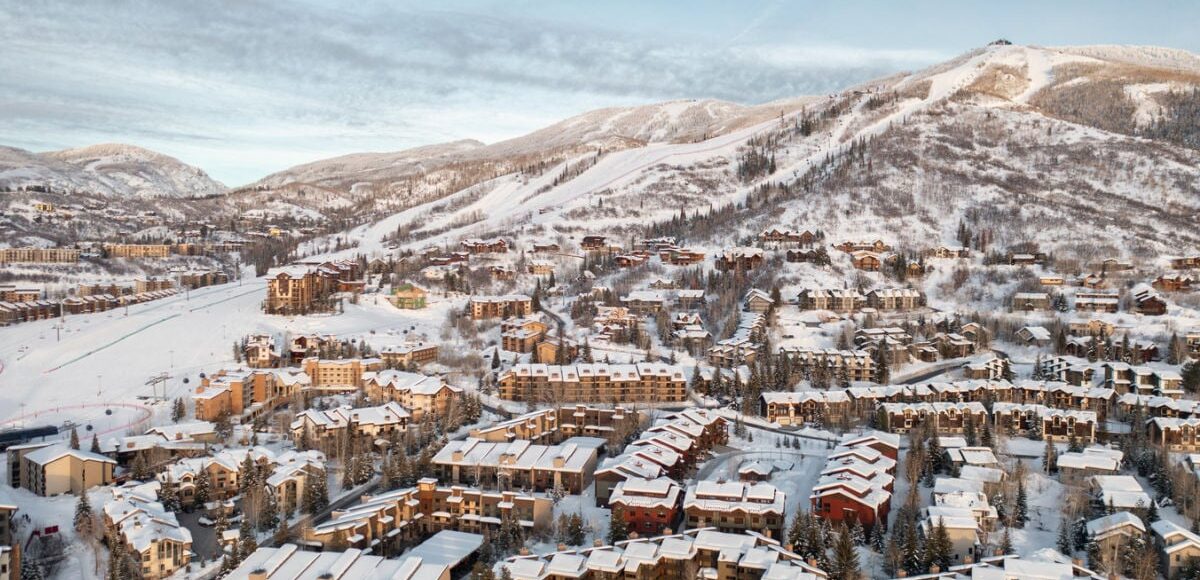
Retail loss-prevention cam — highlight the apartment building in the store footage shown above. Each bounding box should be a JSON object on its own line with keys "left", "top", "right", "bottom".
{"left": 380, "top": 342, "right": 439, "bottom": 368}
{"left": 104, "top": 484, "right": 192, "bottom": 579}
{"left": 104, "top": 243, "right": 172, "bottom": 258}
{"left": 497, "top": 363, "right": 688, "bottom": 404}
{"left": 8, "top": 443, "right": 115, "bottom": 496}
{"left": 469, "top": 295, "right": 533, "bottom": 319}
{"left": 609, "top": 477, "right": 683, "bottom": 537}
{"left": 363, "top": 370, "right": 461, "bottom": 420}
{"left": 0, "top": 246, "right": 81, "bottom": 263}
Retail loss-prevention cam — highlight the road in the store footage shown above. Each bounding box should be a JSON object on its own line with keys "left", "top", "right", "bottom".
{"left": 695, "top": 448, "right": 829, "bottom": 481}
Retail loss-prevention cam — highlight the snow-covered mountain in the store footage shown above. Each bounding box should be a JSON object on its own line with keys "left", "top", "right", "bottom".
{"left": 299, "top": 43, "right": 1200, "bottom": 261}
{"left": 0, "top": 143, "right": 227, "bottom": 199}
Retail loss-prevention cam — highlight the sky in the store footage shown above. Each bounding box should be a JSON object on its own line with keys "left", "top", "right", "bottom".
{"left": 1, "top": 0, "right": 1198, "bottom": 186}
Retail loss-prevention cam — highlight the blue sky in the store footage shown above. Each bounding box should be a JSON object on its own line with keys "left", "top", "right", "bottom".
{"left": 1, "top": 0, "right": 1197, "bottom": 185}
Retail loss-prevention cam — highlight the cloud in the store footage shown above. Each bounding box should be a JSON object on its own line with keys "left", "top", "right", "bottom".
{"left": 0, "top": 1, "right": 943, "bottom": 184}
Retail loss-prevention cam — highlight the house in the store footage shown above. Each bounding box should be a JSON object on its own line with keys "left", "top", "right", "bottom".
{"left": 608, "top": 477, "right": 683, "bottom": 537}
{"left": 759, "top": 391, "right": 851, "bottom": 427}
{"left": 527, "top": 260, "right": 555, "bottom": 276}
{"left": 714, "top": 247, "right": 764, "bottom": 271}
{"left": 930, "top": 246, "right": 969, "bottom": 259}
{"left": 963, "top": 357, "right": 1009, "bottom": 380}
{"left": 683, "top": 481, "right": 786, "bottom": 538}
{"left": 921, "top": 512, "right": 981, "bottom": 566}
{"left": 760, "top": 229, "right": 817, "bottom": 246}
{"left": 7, "top": 444, "right": 115, "bottom": 496}
{"left": 1057, "top": 447, "right": 1123, "bottom": 486}
{"left": 850, "top": 251, "right": 883, "bottom": 271}
{"left": 389, "top": 283, "right": 428, "bottom": 309}
{"left": 1149, "top": 417, "right": 1200, "bottom": 452}
{"left": 1152, "top": 519, "right": 1200, "bottom": 579}
{"left": 1011, "top": 292, "right": 1050, "bottom": 311}
{"left": 1086, "top": 512, "right": 1145, "bottom": 573}
{"left": 229, "top": 544, "right": 454, "bottom": 580}
{"left": 835, "top": 240, "right": 891, "bottom": 253}
{"left": 1091, "top": 475, "right": 1152, "bottom": 511}
{"left": 621, "top": 290, "right": 667, "bottom": 314}
{"left": 1016, "top": 326, "right": 1052, "bottom": 347}
{"left": 1153, "top": 274, "right": 1195, "bottom": 292}
{"left": 580, "top": 236, "right": 609, "bottom": 251}
{"left": 1169, "top": 256, "right": 1200, "bottom": 270}
{"left": 1075, "top": 290, "right": 1120, "bottom": 313}
{"left": 1008, "top": 252, "right": 1046, "bottom": 266}
{"left": 744, "top": 289, "right": 775, "bottom": 313}
{"left": 1133, "top": 288, "right": 1167, "bottom": 316}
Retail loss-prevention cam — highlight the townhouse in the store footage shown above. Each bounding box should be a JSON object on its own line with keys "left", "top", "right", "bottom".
{"left": 810, "top": 435, "right": 895, "bottom": 531}
{"left": 714, "top": 247, "right": 765, "bottom": 271}
{"left": 1152, "top": 520, "right": 1200, "bottom": 578}
{"left": 432, "top": 437, "right": 603, "bottom": 494}
{"left": 159, "top": 447, "right": 325, "bottom": 511}
{"left": 502, "top": 528, "right": 828, "bottom": 580}
{"left": 797, "top": 288, "right": 865, "bottom": 313}
{"left": 609, "top": 477, "right": 684, "bottom": 537}
{"left": 305, "top": 478, "right": 550, "bottom": 551}
{"left": 389, "top": 283, "right": 428, "bottom": 309}
{"left": 778, "top": 347, "right": 875, "bottom": 382}
{"left": 1074, "top": 290, "right": 1120, "bottom": 313}
{"left": 991, "top": 403, "right": 1097, "bottom": 442}
{"left": 683, "top": 481, "right": 786, "bottom": 539}
{"left": 1058, "top": 447, "right": 1123, "bottom": 486}
{"left": 866, "top": 288, "right": 923, "bottom": 310}
{"left": 879, "top": 402, "right": 987, "bottom": 435}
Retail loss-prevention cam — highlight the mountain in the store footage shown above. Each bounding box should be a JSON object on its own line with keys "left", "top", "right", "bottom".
{"left": 0, "top": 143, "right": 227, "bottom": 199}
{"left": 308, "top": 43, "right": 1200, "bottom": 261}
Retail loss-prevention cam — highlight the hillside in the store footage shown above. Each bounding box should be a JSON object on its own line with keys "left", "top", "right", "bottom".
{"left": 1, "top": 143, "right": 226, "bottom": 199}
{"left": 305, "top": 43, "right": 1200, "bottom": 263}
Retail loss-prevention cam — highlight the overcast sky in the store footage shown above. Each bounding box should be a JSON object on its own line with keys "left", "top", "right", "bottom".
{"left": 2, "top": 1, "right": 1198, "bottom": 186}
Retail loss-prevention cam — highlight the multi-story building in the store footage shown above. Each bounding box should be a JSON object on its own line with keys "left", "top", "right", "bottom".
{"left": 8, "top": 443, "right": 115, "bottom": 496}
{"left": 683, "top": 481, "right": 786, "bottom": 539}
{"left": 797, "top": 288, "right": 865, "bottom": 312}
{"left": 104, "top": 484, "right": 192, "bottom": 579}
{"left": 469, "top": 295, "right": 533, "bottom": 319}
{"left": 432, "top": 437, "right": 603, "bottom": 494}
{"left": 306, "top": 479, "right": 548, "bottom": 551}
{"left": 879, "top": 402, "right": 987, "bottom": 434}
{"left": 497, "top": 363, "right": 688, "bottom": 404}
{"left": 362, "top": 370, "right": 461, "bottom": 420}
{"left": 301, "top": 357, "right": 383, "bottom": 389}
{"left": 104, "top": 243, "right": 172, "bottom": 258}
{"left": 609, "top": 477, "right": 683, "bottom": 537}
{"left": 290, "top": 402, "right": 412, "bottom": 449}
{"left": 0, "top": 246, "right": 81, "bottom": 263}
{"left": 380, "top": 342, "right": 439, "bottom": 368}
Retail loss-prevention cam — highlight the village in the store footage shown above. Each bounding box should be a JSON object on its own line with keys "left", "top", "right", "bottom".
{"left": 0, "top": 224, "right": 1198, "bottom": 580}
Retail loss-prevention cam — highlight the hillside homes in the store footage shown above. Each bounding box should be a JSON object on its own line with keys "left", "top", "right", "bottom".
{"left": 291, "top": 402, "right": 412, "bottom": 450}
{"left": 104, "top": 484, "right": 193, "bottom": 579}
{"left": 363, "top": 370, "right": 460, "bottom": 419}
{"left": 469, "top": 295, "right": 533, "bottom": 319}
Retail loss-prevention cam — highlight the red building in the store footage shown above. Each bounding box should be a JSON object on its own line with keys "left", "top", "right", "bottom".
{"left": 809, "top": 477, "right": 891, "bottom": 530}
{"left": 608, "top": 477, "right": 682, "bottom": 537}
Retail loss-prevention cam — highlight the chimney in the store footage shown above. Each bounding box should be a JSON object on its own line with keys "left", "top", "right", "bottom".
{"left": 1072, "top": 558, "right": 1082, "bottom": 567}
{"left": 929, "top": 565, "right": 940, "bottom": 574}
{"left": 250, "top": 571, "right": 268, "bottom": 580}
{"left": 519, "top": 548, "right": 530, "bottom": 556}
{"left": 594, "top": 539, "right": 604, "bottom": 547}
{"left": 663, "top": 528, "right": 672, "bottom": 536}
{"left": 896, "top": 572, "right": 907, "bottom": 578}
{"left": 558, "top": 543, "right": 568, "bottom": 552}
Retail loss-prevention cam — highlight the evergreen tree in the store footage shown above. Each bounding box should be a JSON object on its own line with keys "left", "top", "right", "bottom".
{"left": 925, "top": 519, "right": 953, "bottom": 572}
{"left": 90, "top": 433, "right": 102, "bottom": 453}
{"left": 22, "top": 556, "right": 45, "bottom": 580}
{"left": 964, "top": 414, "right": 977, "bottom": 446}
{"left": 470, "top": 562, "right": 497, "bottom": 580}
{"left": 69, "top": 427, "right": 80, "bottom": 450}
{"left": 1044, "top": 439, "right": 1058, "bottom": 474}
{"left": 999, "top": 527, "right": 1013, "bottom": 554}
{"left": 130, "top": 452, "right": 151, "bottom": 480}
{"left": 607, "top": 506, "right": 629, "bottom": 543}
{"left": 1057, "top": 518, "right": 1072, "bottom": 554}
{"left": 194, "top": 468, "right": 212, "bottom": 507}
{"left": 238, "top": 517, "right": 258, "bottom": 556}
{"left": 172, "top": 398, "right": 187, "bottom": 422}
{"left": 829, "top": 523, "right": 861, "bottom": 580}
{"left": 1086, "top": 533, "right": 1102, "bottom": 572}
{"left": 159, "top": 476, "right": 182, "bottom": 512}
{"left": 1014, "top": 483, "right": 1029, "bottom": 528}
{"left": 74, "top": 490, "right": 95, "bottom": 537}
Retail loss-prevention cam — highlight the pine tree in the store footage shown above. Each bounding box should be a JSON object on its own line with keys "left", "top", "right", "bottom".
{"left": 829, "top": 523, "right": 861, "bottom": 580}
{"left": 159, "top": 476, "right": 182, "bottom": 512}
{"left": 999, "top": 526, "right": 1013, "bottom": 554}
{"left": 69, "top": 427, "right": 80, "bottom": 450}
{"left": 964, "top": 414, "right": 977, "bottom": 446}
{"left": 608, "top": 506, "right": 629, "bottom": 543}
{"left": 172, "top": 398, "right": 187, "bottom": 422}
{"left": 194, "top": 468, "right": 212, "bottom": 507}
{"left": 1085, "top": 533, "right": 1103, "bottom": 572}
{"left": 1044, "top": 439, "right": 1058, "bottom": 474}
{"left": 74, "top": 491, "right": 95, "bottom": 537}
{"left": 849, "top": 518, "right": 866, "bottom": 546}
{"left": 1057, "top": 518, "right": 1072, "bottom": 555}
{"left": 22, "top": 556, "right": 45, "bottom": 580}
{"left": 90, "top": 433, "right": 102, "bottom": 453}
{"left": 238, "top": 517, "right": 258, "bottom": 556}
{"left": 130, "top": 452, "right": 151, "bottom": 480}
{"left": 1014, "top": 483, "right": 1029, "bottom": 528}
{"left": 925, "top": 519, "right": 953, "bottom": 572}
